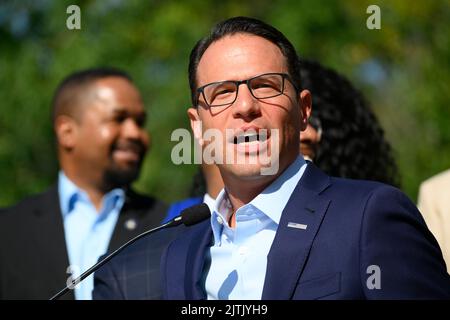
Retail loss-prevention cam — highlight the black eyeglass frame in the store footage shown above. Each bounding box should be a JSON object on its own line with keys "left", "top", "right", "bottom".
{"left": 195, "top": 72, "right": 299, "bottom": 108}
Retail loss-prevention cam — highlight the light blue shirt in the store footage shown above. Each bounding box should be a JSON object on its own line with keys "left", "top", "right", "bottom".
{"left": 203, "top": 193, "right": 216, "bottom": 214}
{"left": 205, "top": 156, "right": 308, "bottom": 300}
{"left": 58, "top": 172, "right": 124, "bottom": 300}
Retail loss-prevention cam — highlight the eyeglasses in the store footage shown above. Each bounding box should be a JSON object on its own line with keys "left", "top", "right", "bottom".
{"left": 196, "top": 72, "right": 297, "bottom": 108}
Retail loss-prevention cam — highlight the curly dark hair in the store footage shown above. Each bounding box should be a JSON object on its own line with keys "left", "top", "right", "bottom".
{"left": 189, "top": 59, "right": 400, "bottom": 197}
{"left": 301, "top": 59, "right": 400, "bottom": 187}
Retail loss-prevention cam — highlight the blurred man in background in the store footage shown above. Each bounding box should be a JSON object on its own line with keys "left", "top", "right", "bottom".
{"left": 0, "top": 68, "right": 167, "bottom": 299}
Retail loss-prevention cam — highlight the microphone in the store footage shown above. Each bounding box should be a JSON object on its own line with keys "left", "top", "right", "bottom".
{"left": 49, "top": 203, "right": 211, "bottom": 300}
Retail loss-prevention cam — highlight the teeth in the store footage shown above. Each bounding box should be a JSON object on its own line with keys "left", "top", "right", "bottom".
{"left": 258, "top": 133, "right": 267, "bottom": 142}
{"left": 234, "top": 133, "right": 259, "bottom": 144}
{"left": 232, "top": 130, "right": 269, "bottom": 144}
{"left": 244, "top": 134, "right": 257, "bottom": 143}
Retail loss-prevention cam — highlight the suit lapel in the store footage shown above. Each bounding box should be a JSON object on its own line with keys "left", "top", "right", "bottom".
{"left": 108, "top": 189, "right": 162, "bottom": 251}
{"left": 262, "top": 164, "right": 331, "bottom": 299}
{"left": 163, "top": 220, "right": 212, "bottom": 300}
{"left": 108, "top": 190, "right": 139, "bottom": 251}
{"left": 34, "top": 185, "right": 75, "bottom": 300}
{"left": 184, "top": 220, "right": 213, "bottom": 299}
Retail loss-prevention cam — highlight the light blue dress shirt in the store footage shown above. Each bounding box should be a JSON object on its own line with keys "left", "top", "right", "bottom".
{"left": 58, "top": 172, "right": 124, "bottom": 300}
{"left": 205, "top": 156, "right": 308, "bottom": 300}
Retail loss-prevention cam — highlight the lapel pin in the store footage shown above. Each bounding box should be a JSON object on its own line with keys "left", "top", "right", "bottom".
{"left": 125, "top": 218, "right": 137, "bottom": 231}
{"left": 287, "top": 222, "right": 307, "bottom": 230}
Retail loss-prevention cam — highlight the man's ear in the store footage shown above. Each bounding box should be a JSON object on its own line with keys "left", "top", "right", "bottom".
{"left": 54, "top": 115, "right": 78, "bottom": 150}
{"left": 187, "top": 107, "right": 204, "bottom": 146}
{"left": 299, "top": 89, "right": 312, "bottom": 131}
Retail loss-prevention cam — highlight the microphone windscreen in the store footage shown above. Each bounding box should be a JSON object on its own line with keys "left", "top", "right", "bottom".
{"left": 180, "top": 203, "right": 211, "bottom": 226}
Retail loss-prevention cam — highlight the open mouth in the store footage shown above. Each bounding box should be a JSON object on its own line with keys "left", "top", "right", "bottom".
{"left": 228, "top": 128, "right": 271, "bottom": 156}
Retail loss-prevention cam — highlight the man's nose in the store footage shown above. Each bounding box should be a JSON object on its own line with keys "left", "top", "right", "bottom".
{"left": 231, "top": 84, "right": 261, "bottom": 119}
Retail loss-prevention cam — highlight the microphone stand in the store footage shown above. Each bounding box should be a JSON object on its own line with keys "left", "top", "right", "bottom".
{"left": 49, "top": 217, "right": 182, "bottom": 300}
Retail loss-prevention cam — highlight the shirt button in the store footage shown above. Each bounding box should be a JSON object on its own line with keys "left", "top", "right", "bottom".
{"left": 216, "top": 216, "right": 223, "bottom": 225}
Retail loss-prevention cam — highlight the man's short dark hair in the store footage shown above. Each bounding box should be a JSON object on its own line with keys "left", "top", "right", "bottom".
{"left": 188, "top": 16, "right": 301, "bottom": 106}
{"left": 51, "top": 67, "right": 132, "bottom": 124}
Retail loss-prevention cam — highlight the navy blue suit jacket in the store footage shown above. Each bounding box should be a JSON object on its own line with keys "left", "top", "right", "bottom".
{"left": 94, "top": 164, "right": 450, "bottom": 299}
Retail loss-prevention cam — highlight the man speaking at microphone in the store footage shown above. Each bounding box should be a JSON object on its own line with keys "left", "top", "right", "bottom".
{"left": 94, "top": 17, "right": 450, "bottom": 299}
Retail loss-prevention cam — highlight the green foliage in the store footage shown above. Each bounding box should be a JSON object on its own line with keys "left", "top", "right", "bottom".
{"left": 0, "top": 0, "right": 449, "bottom": 206}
